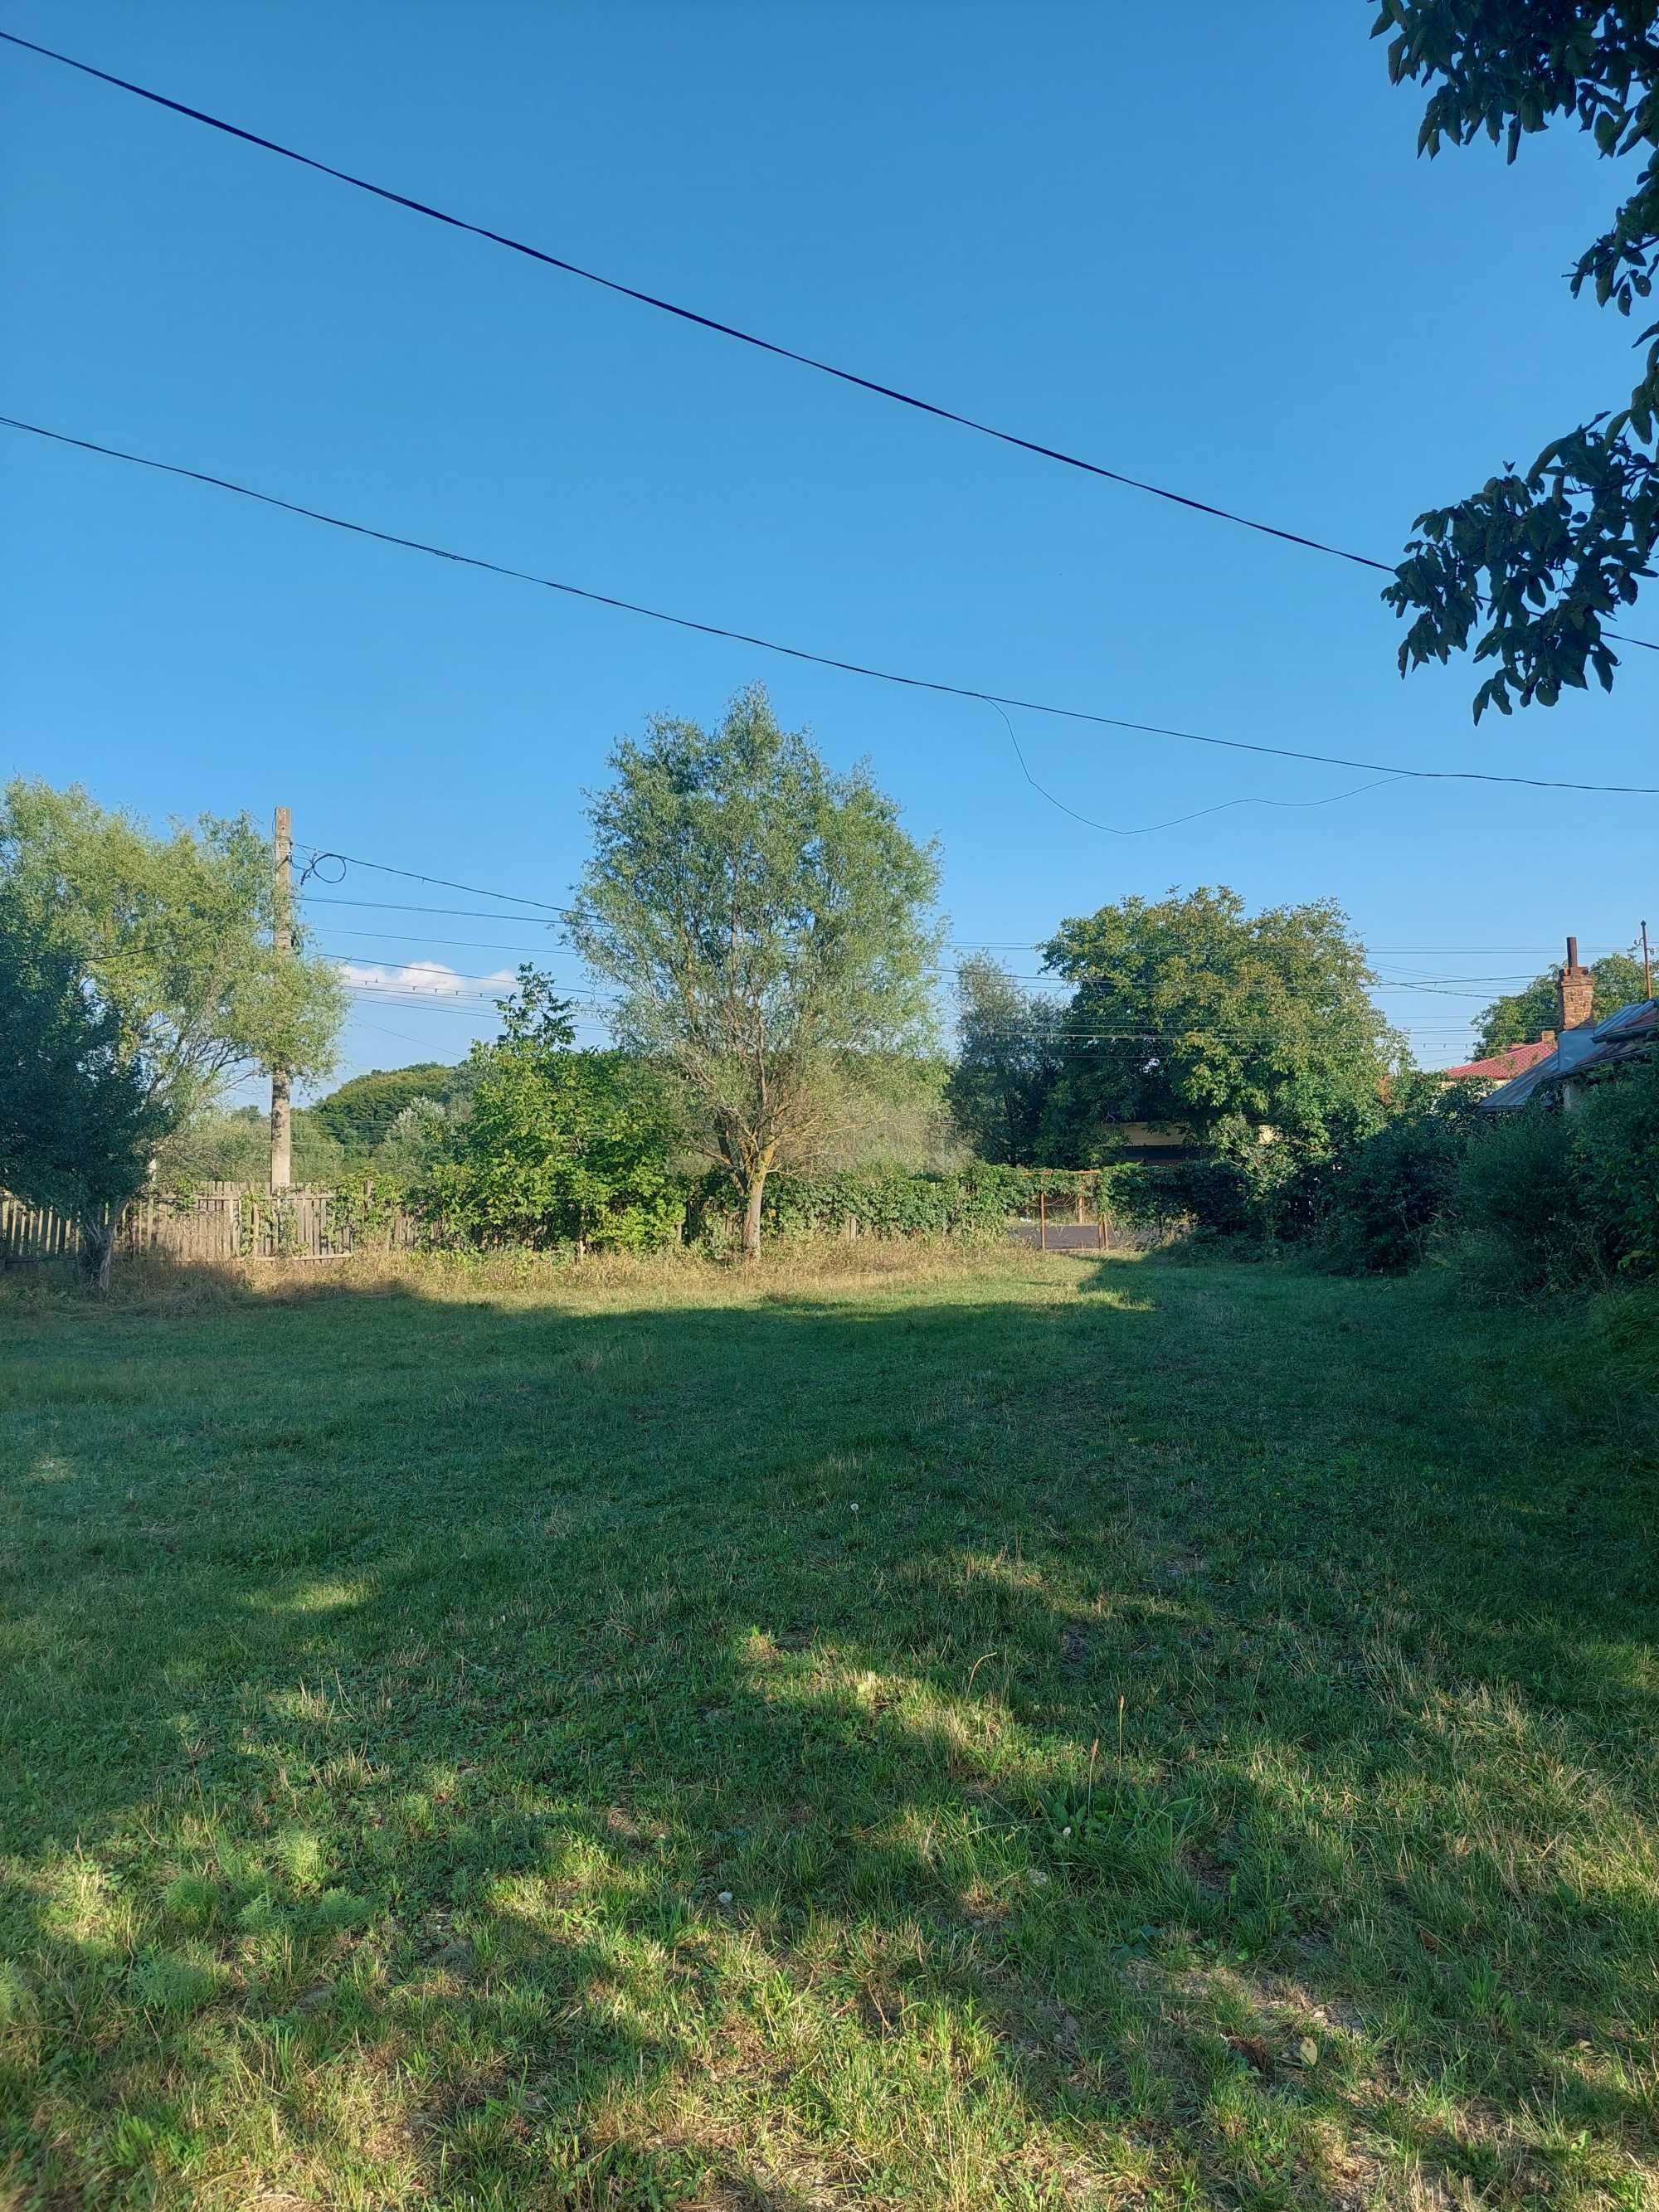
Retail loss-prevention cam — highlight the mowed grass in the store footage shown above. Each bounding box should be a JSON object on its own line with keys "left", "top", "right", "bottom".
{"left": 1, "top": 1248, "right": 1656, "bottom": 2212}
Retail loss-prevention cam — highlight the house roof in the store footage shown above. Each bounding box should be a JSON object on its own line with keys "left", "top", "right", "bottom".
{"left": 1591, "top": 997, "right": 1659, "bottom": 1043}
{"left": 1478, "top": 998, "right": 1658, "bottom": 1112}
{"left": 1442, "top": 1038, "right": 1556, "bottom": 1084}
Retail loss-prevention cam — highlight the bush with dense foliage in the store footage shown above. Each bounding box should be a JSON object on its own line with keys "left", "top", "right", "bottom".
{"left": 680, "top": 1160, "right": 1178, "bottom": 1247}
{"left": 374, "top": 1096, "right": 457, "bottom": 1183}
{"left": 754, "top": 1165, "right": 1026, "bottom": 1242}
{"left": 1297, "top": 1057, "right": 1659, "bottom": 1287}
{"left": 1447, "top": 1062, "right": 1658, "bottom": 1293}
{"left": 1305, "top": 1081, "right": 1485, "bottom": 1272}
{"left": 1454, "top": 1107, "right": 1589, "bottom": 1295}
{"left": 1561, "top": 1057, "right": 1659, "bottom": 1281}
{"left": 0, "top": 893, "right": 172, "bottom": 1286}
{"left": 416, "top": 970, "right": 682, "bottom": 1254}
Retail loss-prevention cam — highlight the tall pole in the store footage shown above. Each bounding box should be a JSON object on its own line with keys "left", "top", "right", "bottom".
{"left": 270, "top": 805, "right": 293, "bottom": 1191}
{"left": 1644, "top": 920, "right": 1653, "bottom": 1001}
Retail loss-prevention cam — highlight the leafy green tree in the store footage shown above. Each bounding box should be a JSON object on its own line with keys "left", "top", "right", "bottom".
{"left": 805, "top": 1052, "right": 963, "bottom": 1173}
{"left": 946, "top": 955, "right": 1059, "bottom": 1164}
{"left": 1473, "top": 948, "right": 1647, "bottom": 1053}
{"left": 1037, "top": 887, "right": 1400, "bottom": 1168}
{"left": 0, "top": 896, "right": 172, "bottom": 1288}
{"left": 158, "top": 1105, "right": 347, "bottom": 1189}
{"left": 568, "top": 686, "right": 942, "bottom": 1257}
{"left": 1376, "top": 2, "right": 1659, "bottom": 715}
{"left": 309, "top": 1063, "right": 453, "bottom": 1156}
{"left": 420, "top": 967, "right": 681, "bottom": 1252}
{"left": 0, "top": 781, "right": 345, "bottom": 1140}
{"left": 375, "top": 1098, "right": 456, "bottom": 1183}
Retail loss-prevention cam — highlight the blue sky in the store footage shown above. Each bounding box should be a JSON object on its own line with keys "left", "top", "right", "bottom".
{"left": 3, "top": 0, "right": 1655, "bottom": 1097}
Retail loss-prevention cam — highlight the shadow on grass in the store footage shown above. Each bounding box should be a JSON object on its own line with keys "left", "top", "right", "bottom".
{"left": 2, "top": 1253, "right": 1656, "bottom": 2207}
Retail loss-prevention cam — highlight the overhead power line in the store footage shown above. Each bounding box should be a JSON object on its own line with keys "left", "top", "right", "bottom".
{"left": 309, "top": 926, "right": 572, "bottom": 955}
{"left": 324, "top": 941, "right": 1525, "bottom": 994}
{"left": 304, "top": 897, "right": 564, "bottom": 920}
{"left": 982, "top": 698, "right": 1405, "bottom": 834}
{"left": 7, "top": 412, "right": 1657, "bottom": 798}
{"left": 7, "top": 30, "right": 1657, "bottom": 664}
{"left": 305, "top": 918, "right": 1616, "bottom": 960}
{"left": 0, "top": 28, "right": 1403, "bottom": 576}
{"left": 297, "top": 843, "right": 570, "bottom": 912}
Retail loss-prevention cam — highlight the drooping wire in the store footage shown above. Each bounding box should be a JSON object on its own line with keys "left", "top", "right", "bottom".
{"left": 296, "top": 843, "right": 571, "bottom": 913}
{"left": 0, "top": 28, "right": 1410, "bottom": 578}
{"left": 984, "top": 699, "right": 1404, "bottom": 834}
{"left": 6, "top": 412, "right": 1656, "bottom": 797}
{"left": 6, "top": 28, "right": 1657, "bottom": 662}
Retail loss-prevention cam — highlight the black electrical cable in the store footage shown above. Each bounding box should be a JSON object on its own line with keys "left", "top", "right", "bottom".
{"left": 6, "top": 412, "right": 1655, "bottom": 796}
{"left": 6, "top": 30, "right": 1657, "bottom": 656}
{"left": 0, "top": 28, "right": 1401, "bottom": 576}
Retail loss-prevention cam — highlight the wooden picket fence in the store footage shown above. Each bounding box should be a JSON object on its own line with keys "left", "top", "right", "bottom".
{"left": 0, "top": 1182, "right": 417, "bottom": 1266}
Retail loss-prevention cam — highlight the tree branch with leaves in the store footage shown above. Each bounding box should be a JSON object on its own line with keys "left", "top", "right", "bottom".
{"left": 1377, "top": 1, "right": 1659, "bottom": 714}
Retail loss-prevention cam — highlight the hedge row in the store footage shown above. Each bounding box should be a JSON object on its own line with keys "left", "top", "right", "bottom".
{"left": 747, "top": 1163, "right": 1186, "bottom": 1240}
{"left": 323, "top": 1160, "right": 1204, "bottom": 1254}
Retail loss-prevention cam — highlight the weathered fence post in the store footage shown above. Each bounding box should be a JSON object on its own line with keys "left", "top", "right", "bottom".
{"left": 1039, "top": 1189, "right": 1047, "bottom": 1251}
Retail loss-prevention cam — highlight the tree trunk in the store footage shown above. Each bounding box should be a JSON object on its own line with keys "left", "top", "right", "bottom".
{"left": 741, "top": 1165, "right": 768, "bottom": 1262}
{"left": 80, "top": 1208, "right": 115, "bottom": 1296}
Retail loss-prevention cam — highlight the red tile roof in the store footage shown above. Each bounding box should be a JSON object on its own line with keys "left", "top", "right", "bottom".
{"left": 1442, "top": 1038, "right": 1557, "bottom": 1083}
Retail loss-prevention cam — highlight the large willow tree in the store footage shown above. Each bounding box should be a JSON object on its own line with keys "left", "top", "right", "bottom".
{"left": 569, "top": 686, "right": 941, "bottom": 1257}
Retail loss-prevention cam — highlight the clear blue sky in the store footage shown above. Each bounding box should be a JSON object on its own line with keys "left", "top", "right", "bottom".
{"left": 3, "top": 0, "right": 1655, "bottom": 1096}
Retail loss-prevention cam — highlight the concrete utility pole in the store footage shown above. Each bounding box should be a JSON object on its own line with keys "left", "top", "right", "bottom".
{"left": 270, "top": 805, "right": 294, "bottom": 1191}
{"left": 1644, "top": 920, "right": 1653, "bottom": 1002}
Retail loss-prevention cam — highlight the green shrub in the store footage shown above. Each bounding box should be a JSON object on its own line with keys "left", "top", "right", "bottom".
{"left": 1312, "top": 1087, "right": 1481, "bottom": 1273}
{"left": 654, "top": 1161, "right": 1152, "bottom": 1251}
{"left": 758, "top": 1165, "right": 1020, "bottom": 1240}
{"left": 1447, "top": 1063, "right": 1658, "bottom": 1294}
{"left": 1117, "top": 1145, "right": 1308, "bottom": 1252}
{"left": 1573, "top": 1056, "right": 1659, "bottom": 1279}
{"left": 416, "top": 1044, "right": 682, "bottom": 1254}
{"left": 1155, "top": 1156, "right": 1269, "bottom": 1242}
{"left": 329, "top": 1166, "right": 411, "bottom": 1251}
{"left": 374, "top": 1096, "right": 455, "bottom": 1182}
{"left": 722, "top": 1163, "right": 1153, "bottom": 1245}
{"left": 1454, "top": 1108, "right": 1593, "bottom": 1294}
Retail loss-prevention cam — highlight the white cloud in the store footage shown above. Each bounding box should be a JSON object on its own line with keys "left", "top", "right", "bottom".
{"left": 338, "top": 960, "right": 516, "bottom": 999}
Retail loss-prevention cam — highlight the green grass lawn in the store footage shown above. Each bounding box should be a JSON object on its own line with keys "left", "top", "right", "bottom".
{"left": 2, "top": 1247, "right": 1656, "bottom": 2211}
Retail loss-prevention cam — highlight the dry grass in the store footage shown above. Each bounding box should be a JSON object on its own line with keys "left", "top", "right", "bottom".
{"left": 0, "top": 1236, "right": 1020, "bottom": 1317}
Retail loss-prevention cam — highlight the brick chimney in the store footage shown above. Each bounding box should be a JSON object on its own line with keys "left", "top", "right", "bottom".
{"left": 1558, "top": 936, "right": 1594, "bottom": 1032}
